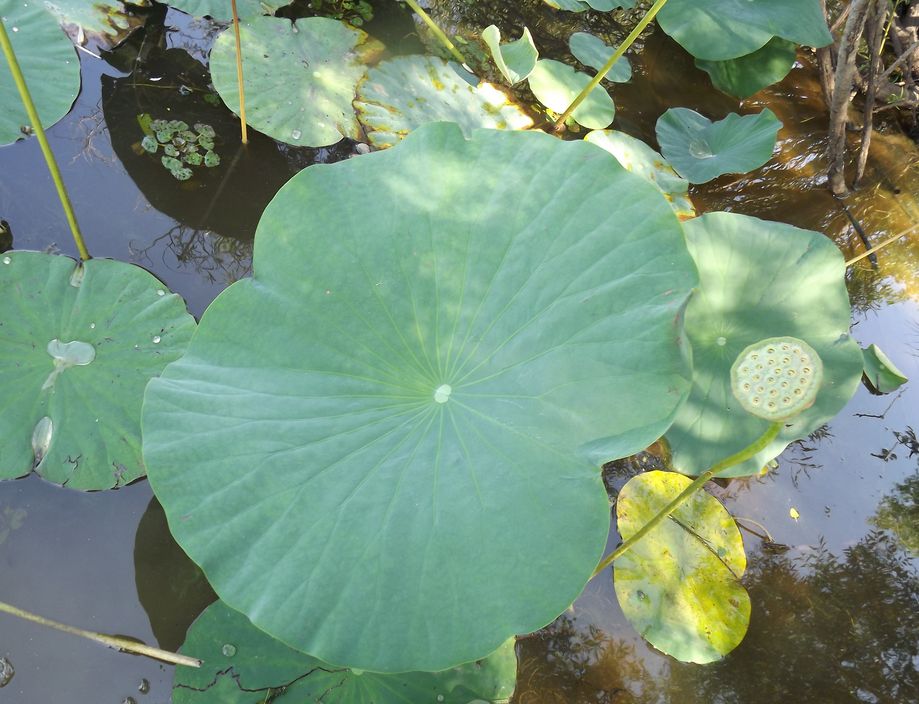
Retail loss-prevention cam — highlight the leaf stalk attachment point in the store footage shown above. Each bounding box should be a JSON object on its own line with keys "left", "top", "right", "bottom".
{"left": 230, "top": 0, "right": 248, "bottom": 144}
{"left": 402, "top": 0, "right": 468, "bottom": 66}
{"left": 554, "top": 0, "right": 669, "bottom": 131}
{"left": 0, "top": 19, "right": 90, "bottom": 260}
{"left": 0, "top": 599, "right": 201, "bottom": 668}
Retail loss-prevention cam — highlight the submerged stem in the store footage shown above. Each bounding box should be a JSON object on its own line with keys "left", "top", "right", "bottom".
{"left": 592, "top": 421, "right": 783, "bottom": 577}
{"left": 846, "top": 222, "right": 917, "bottom": 266}
{"left": 403, "top": 0, "right": 467, "bottom": 65}
{"left": 0, "top": 599, "right": 201, "bottom": 667}
{"left": 230, "top": 0, "right": 248, "bottom": 145}
{"left": 0, "top": 19, "right": 90, "bottom": 260}
{"left": 554, "top": 0, "right": 670, "bottom": 131}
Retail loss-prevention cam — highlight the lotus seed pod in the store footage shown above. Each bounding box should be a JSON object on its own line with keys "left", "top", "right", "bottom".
{"left": 730, "top": 337, "right": 824, "bottom": 422}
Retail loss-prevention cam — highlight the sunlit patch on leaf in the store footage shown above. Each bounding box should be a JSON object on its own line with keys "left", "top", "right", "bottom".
{"left": 528, "top": 59, "right": 614, "bottom": 129}
{"left": 614, "top": 470, "right": 751, "bottom": 664}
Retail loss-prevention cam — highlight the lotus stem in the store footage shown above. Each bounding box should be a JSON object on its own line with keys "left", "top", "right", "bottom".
{"left": 403, "top": 0, "right": 467, "bottom": 66}
{"left": 0, "top": 19, "right": 90, "bottom": 260}
{"left": 0, "top": 599, "right": 201, "bottom": 668}
{"left": 554, "top": 0, "right": 670, "bottom": 131}
{"left": 230, "top": 0, "right": 248, "bottom": 145}
{"left": 592, "top": 421, "right": 782, "bottom": 577}
{"left": 846, "top": 222, "right": 917, "bottom": 266}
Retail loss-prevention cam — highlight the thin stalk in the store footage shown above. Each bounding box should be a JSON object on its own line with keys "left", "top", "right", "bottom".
{"left": 592, "top": 422, "right": 783, "bottom": 577}
{"left": 403, "top": 0, "right": 466, "bottom": 65}
{"left": 554, "top": 0, "right": 669, "bottom": 131}
{"left": 846, "top": 222, "right": 918, "bottom": 266}
{"left": 230, "top": 0, "right": 248, "bottom": 144}
{"left": 0, "top": 19, "right": 90, "bottom": 260}
{"left": 0, "top": 599, "right": 201, "bottom": 668}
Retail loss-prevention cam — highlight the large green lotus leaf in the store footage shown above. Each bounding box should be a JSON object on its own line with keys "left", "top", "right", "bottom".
{"left": 354, "top": 55, "right": 533, "bottom": 149}
{"left": 568, "top": 32, "right": 631, "bottom": 82}
{"left": 584, "top": 130, "right": 694, "bottom": 220}
{"left": 528, "top": 59, "right": 614, "bottom": 130}
{"left": 210, "top": 16, "right": 382, "bottom": 148}
{"left": 0, "top": 252, "right": 195, "bottom": 489}
{"left": 165, "top": 0, "right": 287, "bottom": 22}
{"left": 657, "top": 0, "right": 832, "bottom": 61}
{"left": 481, "top": 24, "right": 538, "bottom": 85}
{"left": 665, "top": 212, "right": 863, "bottom": 478}
{"left": 41, "top": 0, "right": 149, "bottom": 49}
{"left": 862, "top": 344, "right": 908, "bottom": 394}
{"left": 0, "top": 0, "right": 81, "bottom": 146}
{"left": 173, "top": 601, "right": 517, "bottom": 703}
{"left": 696, "top": 37, "right": 797, "bottom": 99}
{"left": 613, "top": 470, "right": 750, "bottom": 664}
{"left": 655, "top": 107, "right": 782, "bottom": 184}
{"left": 142, "top": 123, "right": 697, "bottom": 672}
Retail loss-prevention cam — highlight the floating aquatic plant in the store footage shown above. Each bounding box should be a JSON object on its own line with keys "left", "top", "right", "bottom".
{"left": 138, "top": 116, "right": 220, "bottom": 180}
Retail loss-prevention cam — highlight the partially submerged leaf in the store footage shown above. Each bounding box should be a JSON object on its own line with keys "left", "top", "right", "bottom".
{"left": 568, "top": 32, "right": 631, "bottom": 82}
{"left": 41, "top": 0, "right": 149, "bottom": 49}
{"left": 665, "top": 212, "right": 864, "bottom": 477}
{"left": 584, "top": 130, "right": 694, "bottom": 219}
{"left": 143, "top": 123, "right": 697, "bottom": 672}
{"left": 862, "top": 344, "right": 908, "bottom": 394}
{"left": 528, "top": 59, "right": 615, "bottom": 129}
{"left": 657, "top": 0, "right": 832, "bottom": 61}
{"left": 165, "top": 0, "right": 288, "bottom": 21}
{"left": 614, "top": 470, "right": 751, "bottom": 664}
{"left": 173, "top": 601, "right": 517, "bottom": 703}
{"left": 481, "top": 24, "right": 538, "bottom": 85}
{"left": 0, "top": 252, "right": 195, "bottom": 489}
{"left": 354, "top": 55, "right": 533, "bottom": 149}
{"left": 0, "top": 0, "right": 81, "bottom": 146}
{"left": 655, "top": 107, "right": 782, "bottom": 184}
{"left": 209, "top": 16, "right": 383, "bottom": 147}
{"left": 696, "top": 37, "right": 798, "bottom": 99}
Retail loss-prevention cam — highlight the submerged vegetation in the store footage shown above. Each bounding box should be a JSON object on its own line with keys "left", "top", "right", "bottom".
{"left": 0, "top": 0, "right": 916, "bottom": 701}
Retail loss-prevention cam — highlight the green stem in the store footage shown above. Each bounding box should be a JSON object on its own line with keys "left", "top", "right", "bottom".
{"left": 0, "top": 19, "right": 90, "bottom": 260}
{"left": 592, "top": 421, "right": 783, "bottom": 577}
{"left": 554, "top": 0, "right": 670, "bottom": 131}
{"left": 0, "top": 599, "right": 201, "bottom": 668}
{"left": 403, "top": 0, "right": 467, "bottom": 65}
{"left": 230, "top": 0, "right": 248, "bottom": 145}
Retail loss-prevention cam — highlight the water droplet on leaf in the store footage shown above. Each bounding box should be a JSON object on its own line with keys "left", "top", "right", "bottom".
{"left": 221, "top": 643, "right": 237, "bottom": 657}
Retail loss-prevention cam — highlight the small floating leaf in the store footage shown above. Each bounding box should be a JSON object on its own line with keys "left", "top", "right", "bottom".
{"left": 0, "top": 252, "right": 195, "bottom": 489}
{"left": 171, "top": 166, "right": 193, "bottom": 181}
{"left": 568, "top": 32, "right": 632, "bottom": 82}
{"left": 198, "top": 134, "right": 214, "bottom": 150}
{"left": 481, "top": 25, "right": 538, "bottom": 85}
{"left": 665, "top": 212, "right": 864, "bottom": 477}
{"left": 696, "top": 37, "right": 798, "bottom": 99}
{"left": 173, "top": 601, "right": 517, "bottom": 703}
{"left": 194, "top": 123, "right": 215, "bottom": 138}
{"left": 0, "top": 0, "right": 81, "bottom": 146}
{"left": 163, "top": 144, "right": 179, "bottom": 157}
{"left": 161, "top": 156, "right": 182, "bottom": 170}
{"left": 140, "top": 136, "right": 158, "bottom": 153}
{"left": 655, "top": 107, "right": 782, "bottom": 183}
{"left": 614, "top": 471, "right": 751, "bottom": 663}
{"left": 789, "top": 507, "right": 800, "bottom": 521}
{"left": 862, "top": 344, "right": 908, "bottom": 394}
{"left": 528, "top": 59, "right": 615, "bottom": 129}
{"left": 184, "top": 151, "right": 202, "bottom": 166}
{"left": 354, "top": 55, "right": 533, "bottom": 149}
{"left": 203, "top": 150, "right": 220, "bottom": 167}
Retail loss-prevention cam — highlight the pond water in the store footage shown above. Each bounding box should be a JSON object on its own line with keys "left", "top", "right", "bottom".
{"left": 1, "top": 2, "right": 917, "bottom": 703}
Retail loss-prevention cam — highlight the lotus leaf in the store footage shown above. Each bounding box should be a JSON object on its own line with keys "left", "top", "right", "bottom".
{"left": 0, "top": 252, "right": 195, "bottom": 489}
{"left": 354, "top": 55, "right": 533, "bottom": 149}
{"left": 41, "top": 0, "right": 148, "bottom": 49}
{"left": 210, "top": 16, "right": 383, "bottom": 147}
{"left": 173, "top": 601, "right": 517, "bottom": 703}
{"left": 862, "top": 344, "right": 908, "bottom": 394}
{"left": 613, "top": 470, "right": 750, "bottom": 663}
{"left": 541, "top": 0, "right": 634, "bottom": 10}
{"left": 584, "top": 130, "right": 694, "bottom": 219}
{"left": 142, "top": 122, "right": 698, "bottom": 672}
{"left": 696, "top": 37, "right": 798, "bottom": 99}
{"left": 165, "top": 0, "right": 288, "bottom": 21}
{"left": 655, "top": 107, "right": 782, "bottom": 184}
{"left": 657, "top": 0, "right": 832, "bottom": 61}
{"left": 568, "top": 32, "right": 631, "bottom": 82}
{"left": 481, "top": 24, "right": 538, "bottom": 85}
{"left": 528, "top": 59, "right": 615, "bottom": 129}
{"left": 665, "top": 212, "right": 863, "bottom": 478}
{"left": 0, "top": 0, "right": 81, "bottom": 146}
{"left": 541, "top": 0, "right": 590, "bottom": 11}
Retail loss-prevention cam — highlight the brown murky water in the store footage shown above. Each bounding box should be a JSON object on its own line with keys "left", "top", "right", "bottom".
{"left": 0, "top": 2, "right": 917, "bottom": 702}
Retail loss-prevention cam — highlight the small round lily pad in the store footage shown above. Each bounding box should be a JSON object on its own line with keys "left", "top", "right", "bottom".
{"left": 0, "top": 252, "right": 195, "bottom": 489}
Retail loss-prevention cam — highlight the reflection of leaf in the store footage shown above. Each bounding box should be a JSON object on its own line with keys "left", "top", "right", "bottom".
{"left": 862, "top": 344, "right": 908, "bottom": 394}
{"left": 614, "top": 471, "right": 750, "bottom": 664}
{"left": 482, "top": 25, "right": 538, "bottom": 85}
{"left": 0, "top": 506, "right": 27, "bottom": 545}
{"left": 173, "top": 601, "right": 517, "bottom": 704}
{"left": 665, "top": 212, "right": 863, "bottom": 477}
{"left": 143, "top": 123, "right": 697, "bottom": 672}
{"left": 0, "top": 253, "right": 196, "bottom": 489}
